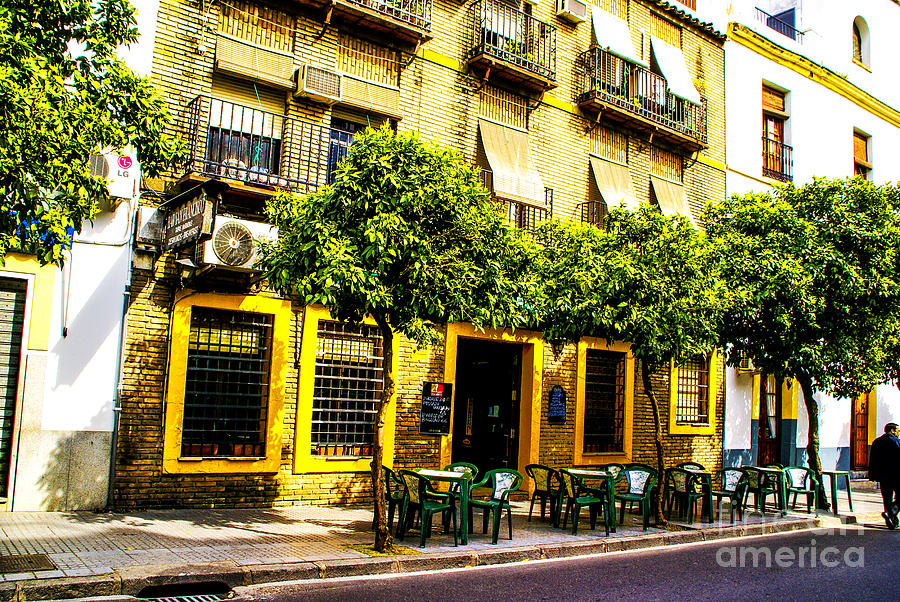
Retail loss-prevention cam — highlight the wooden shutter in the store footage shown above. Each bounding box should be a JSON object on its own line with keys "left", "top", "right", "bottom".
{"left": 0, "top": 277, "right": 26, "bottom": 497}
{"left": 762, "top": 85, "right": 785, "bottom": 113}
{"left": 854, "top": 132, "right": 869, "bottom": 164}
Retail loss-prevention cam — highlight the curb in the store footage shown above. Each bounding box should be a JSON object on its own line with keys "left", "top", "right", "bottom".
{"left": 0, "top": 518, "right": 821, "bottom": 601}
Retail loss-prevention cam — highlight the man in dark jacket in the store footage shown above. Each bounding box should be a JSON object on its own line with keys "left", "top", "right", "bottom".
{"left": 869, "top": 422, "right": 900, "bottom": 529}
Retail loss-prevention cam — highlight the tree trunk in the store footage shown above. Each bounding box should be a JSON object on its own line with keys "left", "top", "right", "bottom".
{"left": 372, "top": 313, "right": 395, "bottom": 551}
{"left": 641, "top": 358, "right": 667, "bottom": 527}
{"left": 797, "top": 373, "right": 829, "bottom": 510}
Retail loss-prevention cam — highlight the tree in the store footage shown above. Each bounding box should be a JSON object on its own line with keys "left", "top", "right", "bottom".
{"left": 258, "top": 125, "right": 540, "bottom": 551}
{"left": 705, "top": 177, "right": 900, "bottom": 505}
{"left": 0, "top": 0, "right": 180, "bottom": 266}
{"left": 538, "top": 206, "right": 727, "bottom": 524}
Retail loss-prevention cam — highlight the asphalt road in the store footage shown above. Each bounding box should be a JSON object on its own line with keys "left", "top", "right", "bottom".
{"left": 232, "top": 525, "right": 899, "bottom": 601}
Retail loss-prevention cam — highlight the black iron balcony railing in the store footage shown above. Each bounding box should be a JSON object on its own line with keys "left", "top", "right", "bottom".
{"left": 576, "top": 48, "right": 707, "bottom": 146}
{"left": 182, "top": 95, "right": 356, "bottom": 193}
{"left": 762, "top": 137, "right": 793, "bottom": 182}
{"left": 755, "top": 7, "right": 803, "bottom": 42}
{"left": 579, "top": 200, "right": 607, "bottom": 228}
{"left": 345, "top": 0, "right": 432, "bottom": 31}
{"left": 468, "top": 0, "right": 557, "bottom": 82}
{"left": 481, "top": 169, "right": 552, "bottom": 237}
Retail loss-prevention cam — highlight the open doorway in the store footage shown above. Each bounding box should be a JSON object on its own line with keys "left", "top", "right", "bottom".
{"left": 452, "top": 339, "right": 522, "bottom": 471}
{"left": 757, "top": 374, "right": 781, "bottom": 465}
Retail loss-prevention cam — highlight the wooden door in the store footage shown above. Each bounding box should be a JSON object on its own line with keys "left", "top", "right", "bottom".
{"left": 758, "top": 374, "right": 781, "bottom": 466}
{"left": 763, "top": 115, "right": 785, "bottom": 173}
{"left": 851, "top": 394, "right": 869, "bottom": 469}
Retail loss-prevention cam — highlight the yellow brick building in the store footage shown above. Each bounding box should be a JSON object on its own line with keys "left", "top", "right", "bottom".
{"left": 115, "top": 0, "right": 727, "bottom": 507}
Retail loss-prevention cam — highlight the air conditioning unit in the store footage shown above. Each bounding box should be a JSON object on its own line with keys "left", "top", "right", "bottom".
{"left": 200, "top": 217, "right": 278, "bottom": 271}
{"left": 556, "top": 0, "right": 587, "bottom": 24}
{"left": 294, "top": 64, "right": 342, "bottom": 104}
{"left": 88, "top": 152, "right": 140, "bottom": 202}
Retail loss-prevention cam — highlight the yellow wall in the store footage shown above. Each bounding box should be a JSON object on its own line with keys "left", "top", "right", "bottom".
{"left": 0, "top": 253, "right": 56, "bottom": 351}
{"left": 668, "top": 349, "right": 718, "bottom": 435}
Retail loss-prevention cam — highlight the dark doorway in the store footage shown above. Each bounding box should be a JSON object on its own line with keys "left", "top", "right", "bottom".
{"left": 851, "top": 394, "right": 869, "bottom": 470}
{"left": 452, "top": 339, "right": 522, "bottom": 471}
{"left": 758, "top": 374, "right": 781, "bottom": 466}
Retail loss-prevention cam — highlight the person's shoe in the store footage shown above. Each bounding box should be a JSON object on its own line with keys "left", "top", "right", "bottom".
{"left": 883, "top": 512, "right": 898, "bottom": 529}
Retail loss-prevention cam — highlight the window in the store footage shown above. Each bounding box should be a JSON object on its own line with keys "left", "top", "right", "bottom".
{"left": 181, "top": 308, "right": 272, "bottom": 458}
{"left": 852, "top": 17, "right": 870, "bottom": 68}
{"left": 575, "top": 339, "right": 634, "bottom": 464}
{"left": 762, "top": 84, "right": 792, "bottom": 182}
{"left": 672, "top": 0, "right": 695, "bottom": 9}
{"left": 163, "top": 294, "right": 291, "bottom": 474}
{"left": 480, "top": 85, "right": 528, "bottom": 130}
{"left": 854, "top": 130, "right": 871, "bottom": 179}
{"left": 668, "top": 350, "right": 717, "bottom": 435}
{"left": 311, "top": 320, "right": 384, "bottom": 457}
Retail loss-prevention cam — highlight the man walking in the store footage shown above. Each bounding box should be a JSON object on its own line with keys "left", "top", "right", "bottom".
{"left": 869, "top": 422, "right": 900, "bottom": 529}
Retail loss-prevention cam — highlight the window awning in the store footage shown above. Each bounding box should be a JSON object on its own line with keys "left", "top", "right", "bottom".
{"left": 589, "top": 156, "right": 638, "bottom": 212}
{"left": 650, "top": 175, "right": 697, "bottom": 227}
{"left": 592, "top": 8, "right": 648, "bottom": 68}
{"left": 650, "top": 36, "right": 702, "bottom": 105}
{"left": 478, "top": 119, "right": 545, "bottom": 208}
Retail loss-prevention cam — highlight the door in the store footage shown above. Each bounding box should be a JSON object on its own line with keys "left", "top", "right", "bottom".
{"left": 452, "top": 339, "right": 522, "bottom": 471}
{"left": 763, "top": 115, "right": 785, "bottom": 175}
{"left": 757, "top": 374, "right": 781, "bottom": 466}
{"left": 0, "top": 277, "right": 27, "bottom": 498}
{"left": 327, "top": 118, "right": 364, "bottom": 184}
{"left": 851, "top": 394, "right": 869, "bottom": 470}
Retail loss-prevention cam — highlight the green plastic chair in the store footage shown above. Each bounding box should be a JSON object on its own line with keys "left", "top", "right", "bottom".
{"left": 741, "top": 467, "right": 779, "bottom": 514}
{"left": 598, "top": 463, "right": 626, "bottom": 485}
{"left": 557, "top": 470, "right": 610, "bottom": 536}
{"left": 615, "top": 464, "right": 657, "bottom": 530}
{"left": 396, "top": 470, "right": 457, "bottom": 548}
{"left": 676, "top": 461, "right": 706, "bottom": 471}
{"left": 468, "top": 469, "right": 523, "bottom": 544}
{"left": 443, "top": 462, "right": 479, "bottom": 500}
{"left": 665, "top": 467, "right": 704, "bottom": 523}
{"left": 784, "top": 466, "right": 819, "bottom": 516}
{"left": 372, "top": 465, "right": 404, "bottom": 531}
{"left": 710, "top": 468, "right": 748, "bottom": 522}
{"left": 525, "top": 464, "right": 558, "bottom": 521}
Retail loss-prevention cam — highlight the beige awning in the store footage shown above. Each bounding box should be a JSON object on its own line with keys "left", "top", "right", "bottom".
{"left": 650, "top": 35, "right": 702, "bottom": 105}
{"left": 589, "top": 156, "right": 638, "bottom": 212}
{"left": 591, "top": 8, "right": 648, "bottom": 68}
{"left": 650, "top": 175, "right": 697, "bottom": 227}
{"left": 478, "top": 119, "right": 545, "bottom": 208}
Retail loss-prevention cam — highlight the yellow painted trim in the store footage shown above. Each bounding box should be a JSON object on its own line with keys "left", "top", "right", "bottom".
{"left": 162, "top": 292, "right": 291, "bottom": 474}
{"left": 781, "top": 378, "right": 798, "bottom": 420}
{"left": 751, "top": 374, "right": 761, "bottom": 420}
{"left": 574, "top": 338, "right": 634, "bottom": 465}
{"left": 0, "top": 253, "right": 56, "bottom": 351}
{"left": 668, "top": 349, "right": 718, "bottom": 436}
{"left": 728, "top": 23, "right": 900, "bottom": 129}
{"left": 440, "top": 323, "right": 543, "bottom": 474}
{"left": 867, "top": 389, "right": 878, "bottom": 446}
{"left": 696, "top": 154, "right": 726, "bottom": 172}
{"left": 294, "top": 305, "right": 398, "bottom": 473}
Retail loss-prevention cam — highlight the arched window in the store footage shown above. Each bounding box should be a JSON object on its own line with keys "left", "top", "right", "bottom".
{"left": 853, "top": 16, "right": 870, "bottom": 67}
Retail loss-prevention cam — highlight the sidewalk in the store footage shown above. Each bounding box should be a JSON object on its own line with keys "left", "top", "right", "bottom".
{"left": 0, "top": 481, "right": 884, "bottom": 601}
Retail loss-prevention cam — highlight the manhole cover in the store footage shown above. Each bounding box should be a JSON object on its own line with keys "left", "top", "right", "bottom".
{"left": 0, "top": 554, "right": 56, "bottom": 573}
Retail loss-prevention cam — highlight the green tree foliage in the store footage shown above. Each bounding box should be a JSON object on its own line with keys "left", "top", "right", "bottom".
{"left": 0, "top": 0, "right": 180, "bottom": 266}
{"left": 706, "top": 177, "right": 900, "bottom": 502}
{"left": 538, "top": 206, "right": 726, "bottom": 523}
{"left": 259, "top": 125, "right": 540, "bottom": 550}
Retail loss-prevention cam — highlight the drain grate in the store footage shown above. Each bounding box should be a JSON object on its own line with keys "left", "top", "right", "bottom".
{"left": 147, "top": 596, "right": 226, "bottom": 602}
{"left": 0, "top": 554, "right": 56, "bottom": 573}
{"left": 137, "top": 581, "right": 232, "bottom": 602}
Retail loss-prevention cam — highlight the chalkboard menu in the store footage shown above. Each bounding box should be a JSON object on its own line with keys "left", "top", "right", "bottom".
{"left": 420, "top": 382, "right": 452, "bottom": 435}
{"left": 548, "top": 385, "right": 566, "bottom": 423}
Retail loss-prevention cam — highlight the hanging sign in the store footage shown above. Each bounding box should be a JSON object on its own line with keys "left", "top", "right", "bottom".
{"left": 420, "top": 381, "right": 452, "bottom": 435}
{"left": 548, "top": 385, "right": 567, "bottom": 423}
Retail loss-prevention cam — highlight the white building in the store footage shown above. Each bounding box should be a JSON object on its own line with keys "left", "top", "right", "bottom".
{"left": 679, "top": 0, "right": 900, "bottom": 472}
{"left": 0, "top": 0, "right": 158, "bottom": 510}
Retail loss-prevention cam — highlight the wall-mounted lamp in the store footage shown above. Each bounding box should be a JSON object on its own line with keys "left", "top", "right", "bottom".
{"left": 176, "top": 258, "right": 200, "bottom": 281}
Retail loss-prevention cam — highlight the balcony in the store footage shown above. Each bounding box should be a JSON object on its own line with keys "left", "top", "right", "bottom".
{"left": 467, "top": 0, "right": 557, "bottom": 93}
{"left": 481, "top": 169, "right": 552, "bottom": 237}
{"left": 179, "top": 95, "right": 355, "bottom": 197}
{"left": 295, "top": 0, "right": 432, "bottom": 46}
{"left": 579, "top": 200, "right": 607, "bottom": 228}
{"left": 762, "top": 137, "right": 793, "bottom": 182}
{"left": 755, "top": 7, "right": 803, "bottom": 43}
{"left": 575, "top": 48, "right": 707, "bottom": 153}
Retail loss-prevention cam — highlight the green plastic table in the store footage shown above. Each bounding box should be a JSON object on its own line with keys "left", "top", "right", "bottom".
{"left": 567, "top": 468, "right": 617, "bottom": 534}
{"left": 417, "top": 468, "right": 474, "bottom": 544}
{"left": 684, "top": 468, "right": 715, "bottom": 523}
{"left": 820, "top": 470, "right": 854, "bottom": 516}
{"left": 755, "top": 466, "right": 787, "bottom": 516}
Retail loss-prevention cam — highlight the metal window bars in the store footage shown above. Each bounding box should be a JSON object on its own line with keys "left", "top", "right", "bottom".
{"left": 181, "top": 308, "right": 273, "bottom": 458}
{"left": 755, "top": 7, "right": 804, "bottom": 43}
{"left": 762, "top": 137, "right": 793, "bottom": 182}
{"left": 583, "top": 349, "right": 626, "bottom": 454}
{"left": 468, "top": 0, "right": 557, "bottom": 81}
{"left": 676, "top": 354, "right": 709, "bottom": 424}
{"left": 576, "top": 47, "right": 707, "bottom": 146}
{"left": 344, "top": 0, "right": 432, "bottom": 31}
{"left": 579, "top": 200, "right": 608, "bottom": 228}
{"left": 311, "top": 321, "right": 384, "bottom": 457}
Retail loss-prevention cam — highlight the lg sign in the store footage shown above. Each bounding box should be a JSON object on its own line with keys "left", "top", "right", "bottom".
{"left": 117, "top": 155, "right": 133, "bottom": 170}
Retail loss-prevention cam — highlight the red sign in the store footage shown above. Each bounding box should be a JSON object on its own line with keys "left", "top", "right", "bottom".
{"left": 117, "top": 155, "right": 133, "bottom": 170}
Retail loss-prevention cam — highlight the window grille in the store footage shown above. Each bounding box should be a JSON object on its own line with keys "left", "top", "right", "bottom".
{"left": 583, "top": 349, "right": 626, "bottom": 454}
{"left": 676, "top": 354, "right": 709, "bottom": 424}
{"left": 311, "top": 321, "right": 384, "bottom": 456}
{"left": 181, "top": 308, "right": 273, "bottom": 457}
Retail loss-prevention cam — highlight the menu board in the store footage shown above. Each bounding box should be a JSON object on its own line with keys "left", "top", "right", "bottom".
{"left": 420, "top": 382, "right": 452, "bottom": 435}
{"left": 548, "top": 385, "right": 566, "bottom": 423}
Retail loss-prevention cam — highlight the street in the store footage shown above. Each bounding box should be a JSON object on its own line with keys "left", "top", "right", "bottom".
{"left": 232, "top": 525, "right": 898, "bottom": 601}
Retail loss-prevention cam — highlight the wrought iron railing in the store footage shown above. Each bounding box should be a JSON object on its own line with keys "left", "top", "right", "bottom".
{"left": 576, "top": 48, "right": 707, "bottom": 145}
{"left": 468, "top": 0, "right": 557, "bottom": 81}
{"left": 344, "top": 0, "right": 431, "bottom": 30}
{"left": 755, "top": 7, "right": 803, "bottom": 42}
{"left": 762, "top": 137, "right": 793, "bottom": 182}
{"left": 579, "top": 200, "right": 607, "bottom": 228}
{"left": 182, "top": 95, "right": 355, "bottom": 193}
{"left": 480, "top": 169, "right": 552, "bottom": 236}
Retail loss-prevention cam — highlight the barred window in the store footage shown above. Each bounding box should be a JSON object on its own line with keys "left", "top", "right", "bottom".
{"left": 181, "top": 308, "right": 273, "bottom": 457}
{"left": 591, "top": 126, "right": 628, "bottom": 165}
{"left": 676, "top": 354, "right": 710, "bottom": 424}
{"left": 583, "top": 349, "right": 626, "bottom": 453}
{"left": 218, "top": 0, "right": 294, "bottom": 53}
{"left": 311, "top": 321, "right": 384, "bottom": 456}
{"left": 479, "top": 85, "right": 528, "bottom": 130}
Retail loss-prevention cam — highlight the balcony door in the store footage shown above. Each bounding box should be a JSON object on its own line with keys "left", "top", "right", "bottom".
{"left": 763, "top": 114, "right": 785, "bottom": 175}
{"left": 757, "top": 374, "right": 781, "bottom": 466}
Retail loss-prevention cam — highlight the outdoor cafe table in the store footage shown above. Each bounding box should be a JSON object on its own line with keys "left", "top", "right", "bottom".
{"left": 820, "top": 470, "right": 854, "bottom": 516}
{"left": 755, "top": 466, "right": 787, "bottom": 516}
{"left": 416, "top": 468, "right": 474, "bottom": 545}
{"left": 683, "top": 468, "right": 715, "bottom": 522}
{"left": 566, "top": 468, "right": 617, "bottom": 534}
